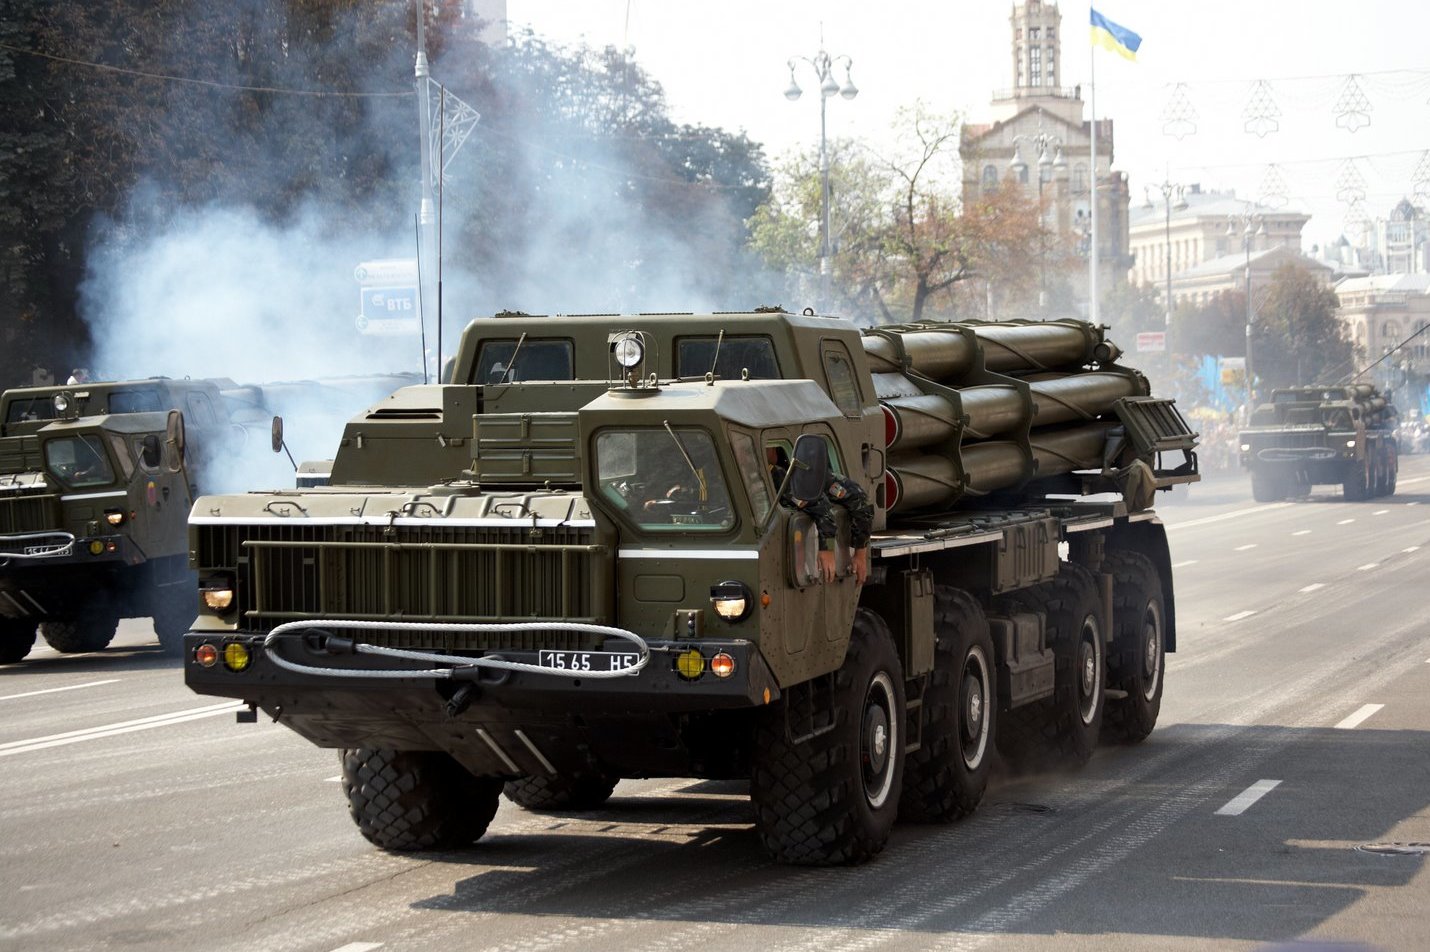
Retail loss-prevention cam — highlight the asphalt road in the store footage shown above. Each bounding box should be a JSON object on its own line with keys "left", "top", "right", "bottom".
{"left": 2, "top": 459, "right": 1427, "bottom": 952}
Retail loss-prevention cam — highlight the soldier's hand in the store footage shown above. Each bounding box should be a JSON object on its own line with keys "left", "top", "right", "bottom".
{"left": 852, "top": 547, "right": 869, "bottom": 585}
{"left": 817, "top": 549, "right": 836, "bottom": 583}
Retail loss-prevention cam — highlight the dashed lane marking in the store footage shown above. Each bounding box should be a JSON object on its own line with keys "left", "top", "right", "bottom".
{"left": 1292, "top": 530, "right": 1312, "bottom": 536}
{"left": 1406, "top": 546, "right": 1422, "bottom": 554}
{"left": 1357, "top": 563, "right": 1379, "bottom": 571}
{"left": 1216, "top": 780, "right": 1282, "bottom": 816}
{"left": 1299, "top": 583, "right": 1325, "bottom": 593}
{"left": 1373, "top": 509, "right": 1389, "bottom": 516}
{"left": 1173, "top": 560, "right": 1198, "bottom": 569}
{"left": 1338, "top": 519, "right": 1356, "bottom": 525}
{"left": 1234, "top": 543, "right": 1258, "bottom": 551}
{"left": 1224, "top": 610, "right": 1258, "bottom": 622}
{"left": 0, "top": 679, "right": 120, "bottom": 702}
{"left": 329, "top": 944, "right": 383, "bottom": 952}
{"left": 1165, "top": 503, "right": 1291, "bottom": 531}
{"left": 0, "top": 701, "right": 243, "bottom": 758}
{"left": 1335, "top": 704, "right": 1384, "bottom": 730}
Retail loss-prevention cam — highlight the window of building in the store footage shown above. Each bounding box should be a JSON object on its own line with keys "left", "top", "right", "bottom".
{"left": 982, "top": 164, "right": 998, "bottom": 191}
{"left": 1029, "top": 26, "right": 1040, "bottom": 40}
{"left": 1072, "top": 164, "right": 1088, "bottom": 193}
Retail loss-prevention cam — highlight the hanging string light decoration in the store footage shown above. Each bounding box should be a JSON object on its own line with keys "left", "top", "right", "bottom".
{"left": 1332, "top": 74, "right": 1373, "bottom": 133}
{"left": 1242, "top": 80, "right": 1281, "bottom": 138}
{"left": 1258, "top": 164, "right": 1290, "bottom": 210}
{"left": 1160, "top": 83, "right": 1198, "bottom": 140}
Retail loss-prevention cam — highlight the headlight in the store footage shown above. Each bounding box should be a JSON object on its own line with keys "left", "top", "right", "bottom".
{"left": 710, "top": 580, "right": 754, "bottom": 622}
{"left": 201, "top": 586, "right": 235, "bottom": 611}
{"left": 1345, "top": 439, "right": 1357, "bottom": 448}
{"left": 52, "top": 393, "right": 71, "bottom": 414}
{"left": 1239, "top": 443, "right": 1251, "bottom": 452}
{"left": 612, "top": 337, "right": 645, "bottom": 368}
{"left": 105, "top": 510, "right": 126, "bottom": 526}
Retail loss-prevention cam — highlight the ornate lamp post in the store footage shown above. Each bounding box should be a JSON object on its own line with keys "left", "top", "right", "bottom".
{"left": 1145, "top": 180, "right": 1187, "bottom": 347}
{"left": 1009, "top": 132, "right": 1067, "bottom": 314}
{"left": 1229, "top": 208, "right": 1267, "bottom": 413}
{"left": 784, "top": 48, "right": 858, "bottom": 310}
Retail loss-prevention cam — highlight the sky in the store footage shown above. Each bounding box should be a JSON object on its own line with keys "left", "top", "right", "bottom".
{"left": 504, "top": 0, "right": 1430, "bottom": 253}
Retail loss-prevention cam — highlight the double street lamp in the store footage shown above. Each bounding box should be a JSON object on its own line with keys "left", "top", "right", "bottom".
{"left": 784, "top": 48, "right": 858, "bottom": 308}
{"left": 1009, "top": 132, "right": 1066, "bottom": 313}
{"left": 1145, "top": 180, "right": 1187, "bottom": 345}
{"left": 1228, "top": 208, "right": 1267, "bottom": 412}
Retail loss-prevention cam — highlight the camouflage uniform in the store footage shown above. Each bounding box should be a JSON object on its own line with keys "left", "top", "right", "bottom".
{"left": 773, "top": 465, "right": 873, "bottom": 552}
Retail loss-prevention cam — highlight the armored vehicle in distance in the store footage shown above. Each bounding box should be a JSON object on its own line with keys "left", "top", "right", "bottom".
{"left": 1239, "top": 385, "right": 1398, "bottom": 501}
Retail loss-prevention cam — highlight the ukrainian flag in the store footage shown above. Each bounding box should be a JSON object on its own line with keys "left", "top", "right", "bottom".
{"left": 1090, "top": 8, "right": 1141, "bottom": 61}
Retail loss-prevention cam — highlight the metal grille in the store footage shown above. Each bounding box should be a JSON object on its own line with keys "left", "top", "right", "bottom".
{"left": 0, "top": 493, "right": 58, "bottom": 535}
{"left": 197, "top": 522, "right": 605, "bottom": 648}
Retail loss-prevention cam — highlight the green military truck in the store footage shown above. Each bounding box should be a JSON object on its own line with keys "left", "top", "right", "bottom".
{"left": 182, "top": 310, "right": 1198, "bottom": 865}
{"left": 0, "top": 374, "right": 417, "bottom": 663}
{"left": 1239, "top": 385, "right": 1398, "bottom": 502}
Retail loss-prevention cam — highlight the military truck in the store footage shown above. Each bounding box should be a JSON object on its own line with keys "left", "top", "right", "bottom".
{"left": 181, "top": 310, "right": 1198, "bottom": 866}
{"left": 0, "top": 374, "right": 418, "bottom": 663}
{"left": 1239, "top": 384, "right": 1398, "bottom": 502}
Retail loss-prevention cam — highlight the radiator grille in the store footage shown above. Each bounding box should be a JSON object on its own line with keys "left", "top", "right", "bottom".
{"left": 196, "top": 521, "right": 606, "bottom": 648}
{"left": 0, "top": 493, "right": 58, "bottom": 535}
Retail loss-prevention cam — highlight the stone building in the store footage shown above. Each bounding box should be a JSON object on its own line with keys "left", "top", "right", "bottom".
{"left": 960, "top": 0, "right": 1132, "bottom": 318}
{"left": 1334, "top": 274, "right": 1430, "bottom": 405}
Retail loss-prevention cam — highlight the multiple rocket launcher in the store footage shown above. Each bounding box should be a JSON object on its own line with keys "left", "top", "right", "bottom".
{"left": 858, "top": 320, "right": 1151, "bottom": 512}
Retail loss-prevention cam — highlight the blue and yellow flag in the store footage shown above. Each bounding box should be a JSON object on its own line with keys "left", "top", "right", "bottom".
{"left": 1090, "top": 8, "right": 1141, "bottom": 61}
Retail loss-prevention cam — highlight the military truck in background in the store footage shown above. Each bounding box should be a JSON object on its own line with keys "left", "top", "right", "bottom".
{"left": 182, "top": 309, "right": 1198, "bottom": 866}
{"left": 1239, "top": 384, "right": 1398, "bottom": 502}
{"left": 0, "top": 374, "right": 418, "bottom": 663}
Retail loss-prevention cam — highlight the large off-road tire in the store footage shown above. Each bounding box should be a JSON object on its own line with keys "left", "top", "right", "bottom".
{"left": 40, "top": 598, "right": 119, "bottom": 654}
{"left": 1343, "top": 462, "right": 1369, "bottom": 501}
{"left": 1386, "top": 448, "right": 1398, "bottom": 496}
{"left": 1101, "top": 553, "right": 1166, "bottom": 744}
{"left": 900, "top": 587, "right": 995, "bottom": 823}
{"left": 0, "top": 619, "right": 38, "bottom": 664}
{"left": 503, "top": 772, "right": 618, "bottom": 811}
{"left": 341, "top": 747, "right": 503, "bottom": 851}
{"left": 152, "top": 585, "right": 197, "bottom": 656}
{"left": 1250, "top": 471, "right": 1283, "bottom": 503}
{"left": 750, "top": 609, "right": 905, "bottom": 866}
{"left": 997, "top": 564, "right": 1105, "bottom": 769}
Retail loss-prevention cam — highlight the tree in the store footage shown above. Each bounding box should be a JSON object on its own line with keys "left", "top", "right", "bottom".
{"left": 1099, "top": 282, "right": 1163, "bottom": 347}
{"left": 1252, "top": 263, "right": 1354, "bottom": 389}
{"left": 1171, "top": 292, "right": 1245, "bottom": 358}
{"left": 747, "top": 106, "right": 1044, "bottom": 324}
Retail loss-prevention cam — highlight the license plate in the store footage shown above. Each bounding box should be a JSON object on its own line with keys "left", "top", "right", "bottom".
{"left": 538, "top": 650, "right": 640, "bottom": 672}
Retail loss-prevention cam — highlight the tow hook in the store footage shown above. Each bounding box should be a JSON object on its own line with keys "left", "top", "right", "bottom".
{"left": 445, "top": 683, "right": 479, "bottom": 718}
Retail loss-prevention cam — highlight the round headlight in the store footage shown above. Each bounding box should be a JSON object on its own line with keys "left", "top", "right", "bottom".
{"left": 105, "top": 510, "right": 126, "bottom": 526}
{"left": 710, "top": 580, "right": 754, "bottom": 622}
{"left": 1239, "top": 443, "right": 1251, "bottom": 452}
{"left": 613, "top": 337, "right": 645, "bottom": 369}
{"left": 202, "top": 587, "right": 234, "bottom": 611}
{"left": 52, "top": 393, "right": 71, "bottom": 413}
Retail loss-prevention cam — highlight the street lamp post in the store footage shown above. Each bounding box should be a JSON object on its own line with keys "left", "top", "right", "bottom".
{"left": 1145, "top": 180, "right": 1187, "bottom": 348}
{"left": 784, "top": 48, "right": 858, "bottom": 310}
{"left": 1228, "top": 208, "right": 1267, "bottom": 414}
{"left": 1009, "top": 131, "right": 1066, "bottom": 315}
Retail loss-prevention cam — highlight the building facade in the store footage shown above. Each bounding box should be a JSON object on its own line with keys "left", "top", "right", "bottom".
{"left": 1335, "top": 274, "right": 1430, "bottom": 409}
{"left": 960, "top": 0, "right": 1132, "bottom": 319}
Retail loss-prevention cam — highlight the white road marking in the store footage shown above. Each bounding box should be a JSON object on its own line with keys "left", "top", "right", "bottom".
{"left": 0, "top": 679, "right": 120, "bottom": 702}
{"left": 1335, "top": 704, "right": 1384, "bottom": 730}
{"left": 1166, "top": 503, "right": 1291, "bottom": 531}
{"left": 328, "top": 944, "right": 383, "bottom": 952}
{"left": 325, "top": 775, "right": 342, "bottom": 783}
{"left": 1299, "top": 583, "right": 1325, "bottom": 594}
{"left": 0, "top": 701, "right": 243, "bottom": 758}
{"left": 1405, "top": 546, "right": 1422, "bottom": 554}
{"left": 1234, "top": 543, "right": 1258, "bottom": 551}
{"left": 1216, "top": 779, "right": 1282, "bottom": 816}
{"left": 1172, "top": 559, "right": 1198, "bottom": 568}
{"left": 1292, "top": 530, "right": 1312, "bottom": 536}
{"left": 1357, "top": 563, "right": 1378, "bottom": 571}
{"left": 1338, "top": 519, "right": 1355, "bottom": 525}
{"left": 1224, "top": 610, "right": 1258, "bottom": 622}
{"left": 1373, "top": 509, "right": 1389, "bottom": 516}
{"left": 1408, "top": 501, "right": 1422, "bottom": 507}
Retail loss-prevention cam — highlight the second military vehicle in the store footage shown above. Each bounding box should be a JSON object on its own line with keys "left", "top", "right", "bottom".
{"left": 1239, "top": 384, "right": 1398, "bottom": 501}
{"left": 0, "top": 374, "right": 417, "bottom": 662}
{"left": 182, "top": 309, "right": 1198, "bottom": 865}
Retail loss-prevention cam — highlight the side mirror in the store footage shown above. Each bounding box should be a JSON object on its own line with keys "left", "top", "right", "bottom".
{"left": 165, "top": 410, "right": 186, "bottom": 473}
{"left": 788, "top": 434, "right": 830, "bottom": 504}
{"left": 141, "top": 435, "right": 162, "bottom": 469}
{"left": 271, "top": 416, "right": 284, "bottom": 454}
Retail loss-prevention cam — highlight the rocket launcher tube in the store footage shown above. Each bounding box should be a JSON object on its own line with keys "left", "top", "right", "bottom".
{"left": 862, "top": 320, "right": 1108, "bottom": 381}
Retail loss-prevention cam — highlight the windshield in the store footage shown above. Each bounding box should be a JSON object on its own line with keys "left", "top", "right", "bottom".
{"left": 43, "top": 434, "right": 116, "bottom": 488}
{"left": 594, "top": 427, "right": 735, "bottom": 531}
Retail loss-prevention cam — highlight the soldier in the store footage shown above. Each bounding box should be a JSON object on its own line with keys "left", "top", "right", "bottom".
{"left": 767, "top": 444, "right": 873, "bottom": 584}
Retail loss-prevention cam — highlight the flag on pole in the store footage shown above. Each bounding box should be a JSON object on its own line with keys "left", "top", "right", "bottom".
{"left": 1090, "top": 8, "right": 1141, "bottom": 61}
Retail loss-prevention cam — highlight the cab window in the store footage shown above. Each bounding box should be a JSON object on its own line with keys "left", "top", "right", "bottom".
{"left": 43, "top": 435, "right": 116, "bottom": 488}
{"left": 729, "top": 430, "right": 771, "bottom": 523}
{"left": 4, "top": 397, "right": 55, "bottom": 423}
{"left": 473, "top": 340, "right": 574, "bottom": 383}
{"left": 676, "top": 337, "right": 780, "bottom": 379}
{"left": 109, "top": 389, "right": 165, "bottom": 414}
{"left": 594, "top": 428, "right": 734, "bottom": 531}
{"left": 822, "top": 343, "right": 862, "bottom": 417}
{"left": 185, "top": 392, "right": 218, "bottom": 427}
{"left": 107, "top": 434, "right": 135, "bottom": 480}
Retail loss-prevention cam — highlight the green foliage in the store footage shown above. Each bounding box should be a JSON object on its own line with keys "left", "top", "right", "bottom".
{"left": 1171, "top": 292, "right": 1245, "bottom": 358}
{"left": 1099, "top": 282, "right": 1163, "bottom": 345}
{"left": 1252, "top": 263, "right": 1353, "bottom": 389}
